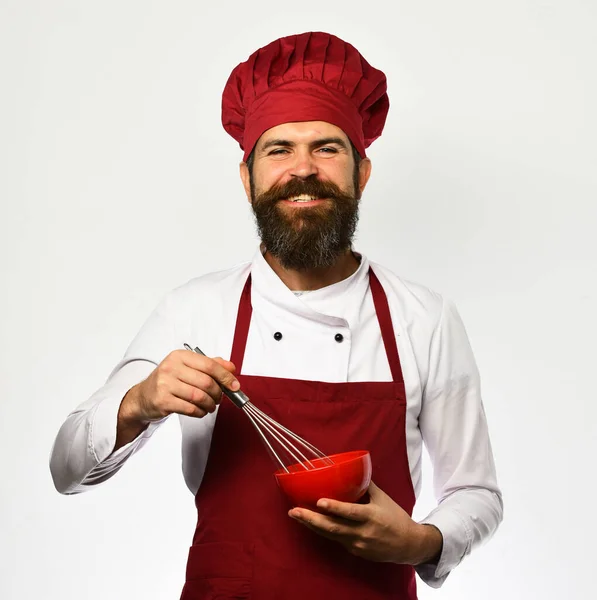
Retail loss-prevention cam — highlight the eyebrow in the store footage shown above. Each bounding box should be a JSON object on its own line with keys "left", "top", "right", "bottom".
{"left": 260, "top": 137, "right": 349, "bottom": 152}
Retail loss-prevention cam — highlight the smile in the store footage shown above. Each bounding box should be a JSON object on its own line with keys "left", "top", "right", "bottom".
{"left": 282, "top": 195, "right": 326, "bottom": 203}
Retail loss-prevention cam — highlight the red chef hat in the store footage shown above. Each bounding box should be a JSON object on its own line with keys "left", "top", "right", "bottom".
{"left": 222, "top": 32, "right": 389, "bottom": 161}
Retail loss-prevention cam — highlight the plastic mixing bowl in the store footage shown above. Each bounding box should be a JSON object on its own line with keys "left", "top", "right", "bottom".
{"left": 274, "top": 450, "right": 371, "bottom": 508}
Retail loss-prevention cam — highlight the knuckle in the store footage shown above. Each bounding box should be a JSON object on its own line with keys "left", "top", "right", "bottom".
{"left": 155, "top": 376, "right": 170, "bottom": 393}
{"left": 194, "top": 389, "right": 214, "bottom": 410}
{"left": 196, "top": 373, "right": 212, "bottom": 391}
{"left": 181, "top": 405, "right": 194, "bottom": 417}
{"left": 188, "top": 388, "right": 202, "bottom": 406}
{"left": 197, "top": 388, "right": 210, "bottom": 403}
{"left": 161, "top": 362, "right": 172, "bottom": 375}
{"left": 187, "top": 387, "right": 199, "bottom": 403}
{"left": 359, "top": 529, "right": 372, "bottom": 543}
{"left": 179, "top": 401, "right": 194, "bottom": 416}
{"left": 163, "top": 351, "right": 179, "bottom": 367}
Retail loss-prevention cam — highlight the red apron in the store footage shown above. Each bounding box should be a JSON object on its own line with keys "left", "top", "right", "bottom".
{"left": 181, "top": 269, "right": 417, "bottom": 599}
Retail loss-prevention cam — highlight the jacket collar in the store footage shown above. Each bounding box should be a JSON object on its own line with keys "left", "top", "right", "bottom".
{"left": 250, "top": 246, "right": 371, "bottom": 327}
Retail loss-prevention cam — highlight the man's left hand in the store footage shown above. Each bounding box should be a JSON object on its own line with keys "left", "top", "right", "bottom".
{"left": 288, "top": 481, "right": 443, "bottom": 565}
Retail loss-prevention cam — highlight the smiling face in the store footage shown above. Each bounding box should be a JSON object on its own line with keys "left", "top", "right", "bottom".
{"left": 240, "top": 121, "right": 372, "bottom": 271}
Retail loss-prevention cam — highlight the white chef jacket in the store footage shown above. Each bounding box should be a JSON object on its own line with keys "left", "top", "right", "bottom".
{"left": 50, "top": 247, "right": 503, "bottom": 588}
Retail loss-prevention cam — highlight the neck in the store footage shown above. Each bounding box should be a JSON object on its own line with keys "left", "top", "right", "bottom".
{"left": 262, "top": 246, "right": 360, "bottom": 291}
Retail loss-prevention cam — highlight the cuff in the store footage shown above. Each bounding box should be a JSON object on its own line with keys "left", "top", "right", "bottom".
{"left": 89, "top": 390, "right": 164, "bottom": 465}
{"left": 415, "top": 508, "right": 473, "bottom": 588}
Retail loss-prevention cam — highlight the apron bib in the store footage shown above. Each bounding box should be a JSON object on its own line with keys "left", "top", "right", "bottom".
{"left": 181, "top": 269, "right": 417, "bottom": 599}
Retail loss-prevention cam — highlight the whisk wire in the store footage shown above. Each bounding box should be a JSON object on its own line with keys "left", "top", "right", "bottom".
{"left": 245, "top": 405, "right": 317, "bottom": 470}
{"left": 247, "top": 404, "right": 333, "bottom": 466}
{"left": 242, "top": 409, "right": 292, "bottom": 473}
{"left": 184, "top": 343, "right": 335, "bottom": 473}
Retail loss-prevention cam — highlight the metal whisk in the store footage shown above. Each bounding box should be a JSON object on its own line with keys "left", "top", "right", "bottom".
{"left": 184, "top": 344, "right": 333, "bottom": 473}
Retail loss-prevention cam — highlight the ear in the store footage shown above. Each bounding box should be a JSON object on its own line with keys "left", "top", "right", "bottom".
{"left": 239, "top": 162, "right": 252, "bottom": 203}
{"left": 357, "top": 158, "right": 372, "bottom": 195}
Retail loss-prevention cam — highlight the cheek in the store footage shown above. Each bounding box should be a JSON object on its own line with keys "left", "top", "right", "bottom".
{"left": 254, "top": 165, "right": 290, "bottom": 193}
{"left": 319, "top": 164, "right": 354, "bottom": 191}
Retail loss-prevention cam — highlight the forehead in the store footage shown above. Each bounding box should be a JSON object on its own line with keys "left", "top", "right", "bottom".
{"left": 255, "top": 121, "right": 351, "bottom": 149}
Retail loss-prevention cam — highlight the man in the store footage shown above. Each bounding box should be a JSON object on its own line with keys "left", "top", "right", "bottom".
{"left": 50, "top": 32, "right": 503, "bottom": 598}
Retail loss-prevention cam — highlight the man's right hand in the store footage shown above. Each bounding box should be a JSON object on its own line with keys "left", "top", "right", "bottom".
{"left": 113, "top": 349, "right": 239, "bottom": 451}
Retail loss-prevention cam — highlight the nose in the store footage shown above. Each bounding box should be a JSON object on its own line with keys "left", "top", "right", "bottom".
{"left": 288, "top": 149, "right": 318, "bottom": 179}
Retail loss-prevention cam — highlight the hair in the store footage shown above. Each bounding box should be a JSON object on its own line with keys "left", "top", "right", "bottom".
{"left": 245, "top": 140, "right": 362, "bottom": 177}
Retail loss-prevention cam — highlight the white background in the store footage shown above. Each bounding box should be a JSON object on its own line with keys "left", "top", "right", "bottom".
{"left": 1, "top": 1, "right": 596, "bottom": 598}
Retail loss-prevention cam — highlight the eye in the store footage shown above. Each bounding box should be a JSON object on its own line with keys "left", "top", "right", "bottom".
{"left": 268, "top": 148, "right": 289, "bottom": 156}
{"left": 317, "top": 147, "right": 339, "bottom": 154}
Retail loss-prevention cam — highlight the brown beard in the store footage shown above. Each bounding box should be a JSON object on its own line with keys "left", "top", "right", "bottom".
{"left": 251, "top": 174, "right": 360, "bottom": 271}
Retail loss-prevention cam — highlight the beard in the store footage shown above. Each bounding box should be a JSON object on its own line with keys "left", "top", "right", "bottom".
{"left": 251, "top": 173, "right": 361, "bottom": 271}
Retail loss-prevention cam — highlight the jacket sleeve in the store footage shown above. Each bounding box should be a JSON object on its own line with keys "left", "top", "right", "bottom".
{"left": 414, "top": 298, "right": 503, "bottom": 587}
{"left": 49, "top": 292, "right": 181, "bottom": 495}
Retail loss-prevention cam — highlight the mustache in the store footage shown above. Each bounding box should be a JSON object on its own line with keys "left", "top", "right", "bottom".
{"left": 253, "top": 175, "right": 355, "bottom": 205}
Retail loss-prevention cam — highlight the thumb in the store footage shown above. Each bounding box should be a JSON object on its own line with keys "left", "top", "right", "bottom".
{"left": 367, "top": 481, "right": 393, "bottom": 505}
{"left": 213, "top": 356, "right": 237, "bottom": 374}
{"left": 368, "top": 480, "right": 382, "bottom": 499}
{"left": 368, "top": 481, "right": 410, "bottom": 518}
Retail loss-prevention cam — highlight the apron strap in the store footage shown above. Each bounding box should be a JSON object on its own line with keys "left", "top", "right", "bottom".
{"left": 229, "top": 269, "right": 404, "bottom": 383}
{"left": 229, "top": 274, "right": 253, "bottom": 371}
{"left": 369, "top": 269, "right": 404, "bottom": 383}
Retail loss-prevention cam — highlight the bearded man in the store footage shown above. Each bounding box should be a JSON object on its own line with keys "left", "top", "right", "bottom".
{"left": 50, "top": 32, "right": 503, "bottom": 599}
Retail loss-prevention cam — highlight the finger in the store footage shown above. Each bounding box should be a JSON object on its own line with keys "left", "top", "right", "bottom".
{"left": 212, "top": 357, "right": 237, "bottom": 373}
{"left": 289, "top": 508, "right": 358, "bottom": 540}
{"left": 181, "top": 352, "right": 240, "bottom": 391}
{"left": 177, "top": 367, "right": 224, "bottom": 405}
{"left": 316, "top": 498, "right": 369, "bottom": 522}
{"left": 297, "top": 520, "right": 343, "bottom": 542}
{"left": 166, "top": 396, "right": 208, "bottom": 419}
{"left": 169, "top": 380, "right": 218, "bottom": 413}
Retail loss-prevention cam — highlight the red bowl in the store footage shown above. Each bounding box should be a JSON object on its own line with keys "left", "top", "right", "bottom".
{"left": 274, "top": 450, "right": 371, "bottom": 509}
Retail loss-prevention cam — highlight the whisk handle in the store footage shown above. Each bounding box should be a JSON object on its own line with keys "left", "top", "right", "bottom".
{"left": 183, "top": 343, "right": 249, "bottom": 409}
{"left": 219, "top": 385, "right": 250, "bottom": 409}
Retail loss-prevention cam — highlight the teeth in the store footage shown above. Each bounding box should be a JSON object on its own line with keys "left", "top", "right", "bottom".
{"left": 288, "top": 194, "right": 317, "bottom": 202}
